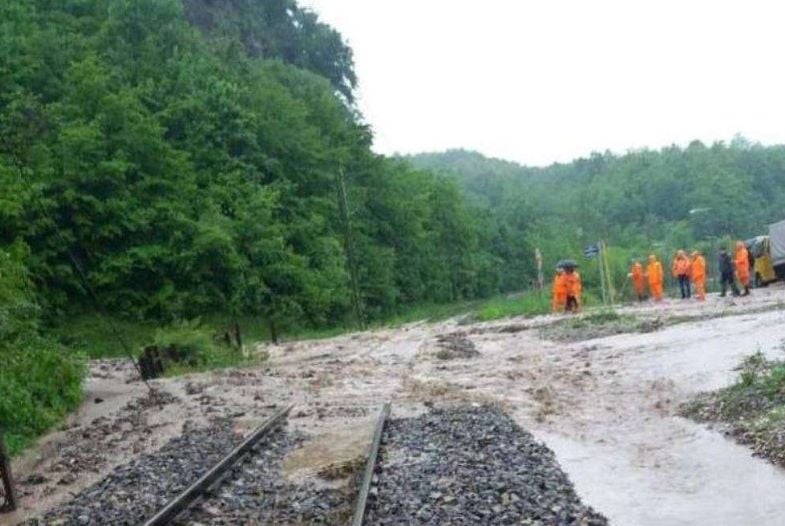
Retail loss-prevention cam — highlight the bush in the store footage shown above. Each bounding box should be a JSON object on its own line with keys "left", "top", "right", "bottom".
{"left": 0, "top": 244, "right": 86, "bottom": 455}
{"left": 152, "top": 320, "right": 217, "bottom": 364}
{"left": 1, "top": 336, "right": 86, "bottom": 454}
{"left": 150, "top": 320, "right": 254, "bottom": 374}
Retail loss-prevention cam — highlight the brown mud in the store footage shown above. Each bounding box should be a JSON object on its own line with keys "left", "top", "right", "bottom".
{"left": 5, "top": 285, "right": 785, "bottom": 525}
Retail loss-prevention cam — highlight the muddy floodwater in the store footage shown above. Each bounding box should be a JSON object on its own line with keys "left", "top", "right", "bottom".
{"left": 7, "top": 287, "right": 785, "bottom": 525}
{"left": 533, "top": 309, "right": 785, "bottom": 526}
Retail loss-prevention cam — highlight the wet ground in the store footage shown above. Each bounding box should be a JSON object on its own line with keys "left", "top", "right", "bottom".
{"left": 5, "top": 286, "right": 785, "bottom": 525}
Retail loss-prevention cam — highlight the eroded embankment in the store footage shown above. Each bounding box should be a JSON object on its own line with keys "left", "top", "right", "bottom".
{"left": 681, "top": 351, "right": 785, "bottom": 467}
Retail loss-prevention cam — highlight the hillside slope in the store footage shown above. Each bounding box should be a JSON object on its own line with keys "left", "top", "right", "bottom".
{"left": 407, "top": 142, "right": 785, "bottom": 260}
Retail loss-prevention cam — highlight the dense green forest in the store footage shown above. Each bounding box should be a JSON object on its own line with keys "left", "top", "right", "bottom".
{"left": 407, "top": 142, "right": 785, "bottom": 286}
{"left": 0, "top": 0, "right": 517, "bottom": 451}
{"left": 0, "top": 0, "right": 512, "bottom": 329}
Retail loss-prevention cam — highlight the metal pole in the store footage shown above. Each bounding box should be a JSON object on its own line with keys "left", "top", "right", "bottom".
{"left": 597, "top": 243, "right": 607, "bottom": 306}
{"left": 0, "top": 426, "right": 18, "bottom": 513}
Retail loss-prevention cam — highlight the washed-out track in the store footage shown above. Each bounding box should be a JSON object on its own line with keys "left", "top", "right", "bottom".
{"left": 133, "top": 403, "right": 387, "bottom": 525}
{"left": 27, "top": 403, "right": 605, "bottom": 525}
{"left": 144, "top": 404, "right": 294, "bottom": 525}
{"left": 138, "top": 403, "right": 606, "bottom": 525}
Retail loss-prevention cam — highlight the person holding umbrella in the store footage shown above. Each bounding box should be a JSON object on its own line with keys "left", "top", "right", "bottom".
{"left": 559, "top": 260, "right": 582, "bottom": 313}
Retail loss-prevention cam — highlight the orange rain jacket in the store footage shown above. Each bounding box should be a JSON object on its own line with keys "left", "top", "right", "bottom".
{"left": 563, "top": 271, "right": 582, "bottom": 301}
{"left": 647, "top": 257, "right": 664, "bottom": 300}
{"left": 552, "top": 272, "right": 567, "bottom": 312}
{"left": 672, "top": 255, "right": 691, "bottom": 277}
{"left": 735, "top": 243, "right": 750, "bottom": 285}
{"left": 691, "top": 253, "right": 707, "bottom": 300}
{"left": 631, "top": 262, "right": 645, "bottom": 295}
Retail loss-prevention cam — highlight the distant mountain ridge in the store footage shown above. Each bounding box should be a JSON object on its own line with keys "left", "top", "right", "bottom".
{"left": 404, "top": 149, "right": 535, "bottom": 179}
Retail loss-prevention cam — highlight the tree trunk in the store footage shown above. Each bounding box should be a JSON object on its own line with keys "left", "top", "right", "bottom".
{"left": 0, "top": 426, "right": 18, "bottom": 512}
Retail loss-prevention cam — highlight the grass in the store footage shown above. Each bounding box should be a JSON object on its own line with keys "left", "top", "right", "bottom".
{"left": 474, "top": 293, "right": 551, "bottom": 322}
{"left": 151, "top": 321, "right": 266, "bottom": 377}
{"left": 52, "top": 289, "right": 610, "bottom": 363}
{"left": 51, "top": 315, "right": 158, "bottom": 359}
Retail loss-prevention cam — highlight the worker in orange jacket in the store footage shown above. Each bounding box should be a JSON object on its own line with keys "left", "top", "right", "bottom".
{"left": 563, "top": 266, "right": 582, "bottom": 313}
{"left": 672, "top": 250, "right": 692, "bottom": 299}
{"left": 646, "top": 254, "right": 664, "bottom": 301}
{"left": 690, "top": 251, "right": 706, "bottom": 301}
{"left": 630, "top": 260, "right": 646, "bottom": 301}
{"left": 735, "top": 241, "right": 751, "bottom": 296}
{"left": 551, "top": 268, "right": 567, "bottom": 313}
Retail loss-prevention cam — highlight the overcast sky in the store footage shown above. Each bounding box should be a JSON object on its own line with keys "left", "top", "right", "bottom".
{"left": 299, "top": 0, "right": 785, "bottom": 167}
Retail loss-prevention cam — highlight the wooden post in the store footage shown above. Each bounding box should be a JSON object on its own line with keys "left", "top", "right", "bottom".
{"left": 535, "top": 248, "right": 544, "bottom": 292}
{"left": 233, "top": 322, "right": 243, "bottom": 351}
{"left": 0, "top": 426, "right": 18, "bottom": 512}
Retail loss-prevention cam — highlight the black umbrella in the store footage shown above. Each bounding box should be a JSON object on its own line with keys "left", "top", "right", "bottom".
{"left": 557, "top": 259, "right": 579, "bottom": 269}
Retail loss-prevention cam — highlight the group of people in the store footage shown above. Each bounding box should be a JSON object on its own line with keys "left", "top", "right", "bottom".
{"left": 551, "top": 241, "right": 753, "bottom": 313}
{"left": 629, "top": 251, "right": 705, "bottom": 302}
{"left": 630, "top": 241, "right": 752, "bottom": 302}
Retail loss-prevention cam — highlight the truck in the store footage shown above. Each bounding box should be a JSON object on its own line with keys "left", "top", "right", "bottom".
{"left": 747, "top": 220, "right": 785, "bottom": 286}
{"left": 770, "top": 219, "right": 785, "bottom": 280}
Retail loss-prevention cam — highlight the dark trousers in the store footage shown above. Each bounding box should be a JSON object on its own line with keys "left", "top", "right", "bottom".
{"left": 677, "top": 274, "right": 691, "bottom": 299}
{"left": 565, "top": 296, "right": 578, "bottom": 312}
{"left": 720, "top": 272, "right": 740, "bottom": 297}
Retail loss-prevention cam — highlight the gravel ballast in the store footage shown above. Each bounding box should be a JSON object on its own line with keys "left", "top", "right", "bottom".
{"left": 25, "top": 419, "right": 243, "bottom": 525}
{"left": 365, "top": 406, "right": 608, "bottom": 525}
{"left": 25, "top": 418, "right": 353, "bottom": 525}
{"left": 174, "top": 430, "right": 354, "bottom": 525}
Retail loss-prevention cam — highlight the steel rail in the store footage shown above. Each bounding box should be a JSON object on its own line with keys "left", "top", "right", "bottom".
{"left": 142, "top": 404, "right": 293, "bottom": 526}
{"left": 351, "top": 402, "right": 391, "bottom": 526}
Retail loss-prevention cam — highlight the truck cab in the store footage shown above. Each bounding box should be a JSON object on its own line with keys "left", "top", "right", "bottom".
{"left": 746, "top": 236, "right": 777, "bottom": 286}
{"left": 748, "top": 220, "right": 785, "bottom": 286}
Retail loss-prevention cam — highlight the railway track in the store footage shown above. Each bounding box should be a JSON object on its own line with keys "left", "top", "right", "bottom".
{"left": 143, "top": 404, "right": 294, "bottom": 526}
{"left": 351, "top": 402, "right": 390, "bottom": 526}
{"left": 33, "top": 402, "right": 605, "bottom": 525}
{"left": 140, "top": 402, "right": 391, "bottom": 526}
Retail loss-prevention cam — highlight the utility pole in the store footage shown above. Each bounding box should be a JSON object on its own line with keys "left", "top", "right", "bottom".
{"left": 601, "top": 240, "right": 616, "bottom": 305}
{"left": 0, "top": 426, "right": 18, "bottom": 513}
{"left": 335, "top": 168, "right": 366, "bottom": 329}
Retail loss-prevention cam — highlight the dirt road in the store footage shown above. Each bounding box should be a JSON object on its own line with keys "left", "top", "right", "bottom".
{"left": 6, "top": 287, "right": 785, "bottom": 525}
